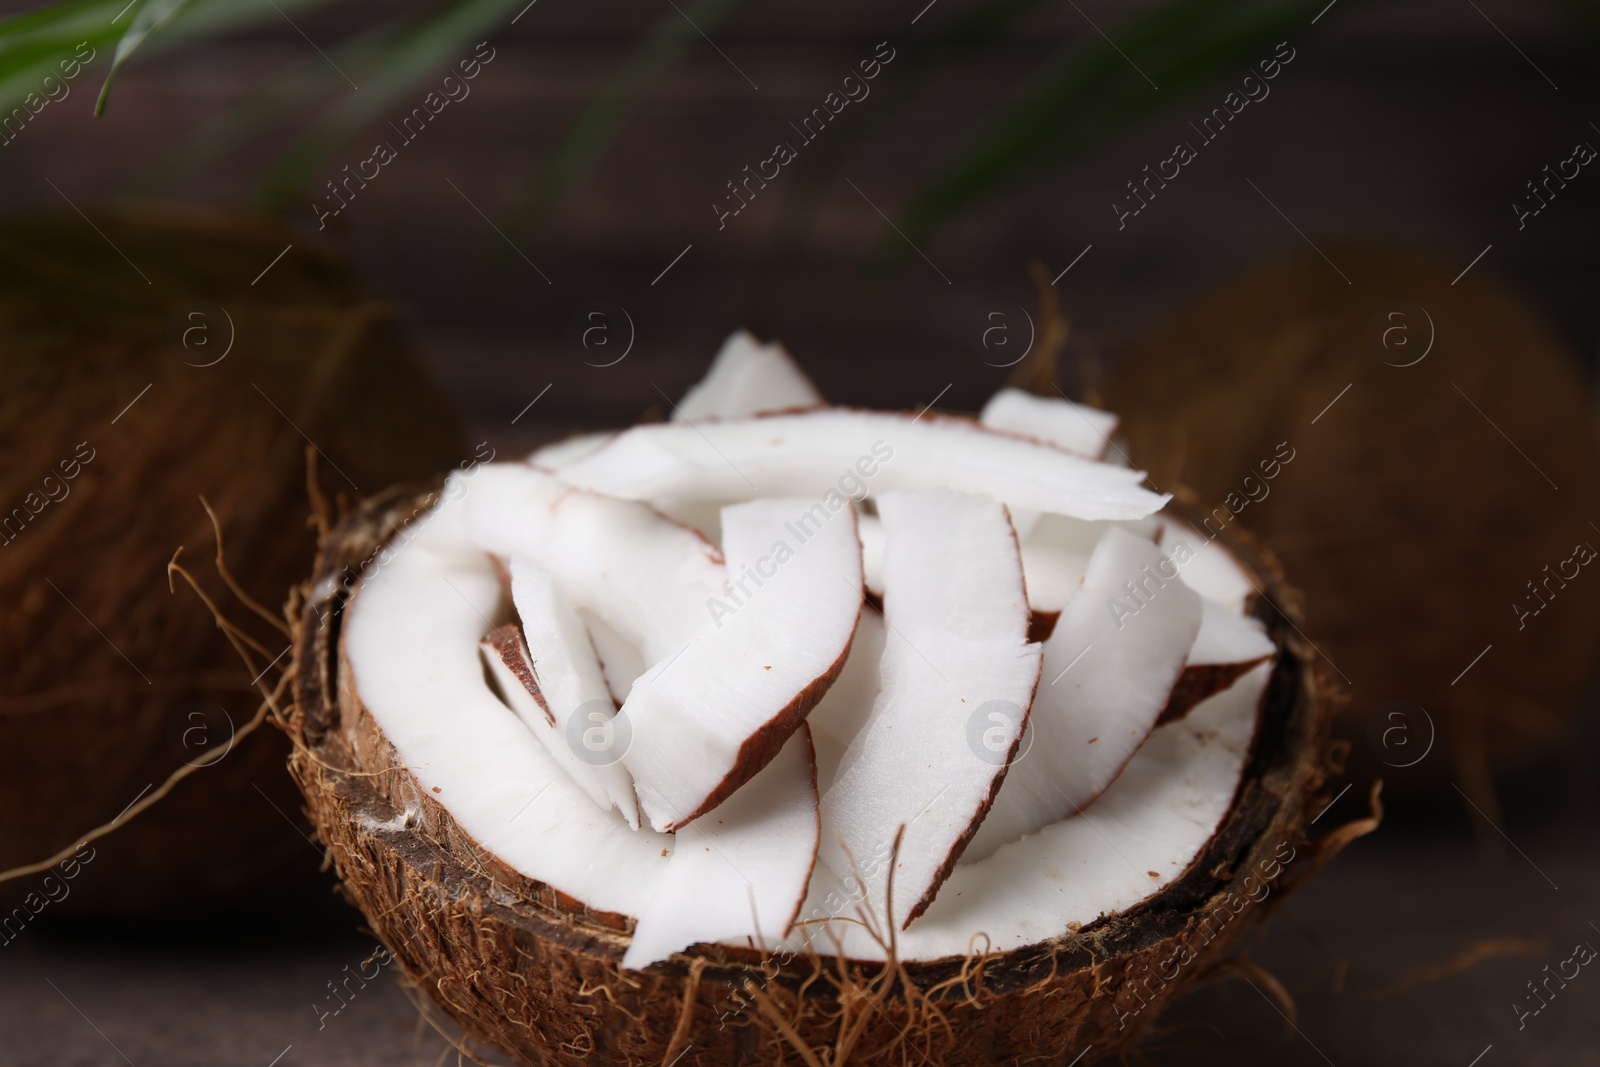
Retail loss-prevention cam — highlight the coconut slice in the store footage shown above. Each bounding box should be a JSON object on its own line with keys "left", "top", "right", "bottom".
{"left": 576, "top": 607, "right": 647, "bottom": 704}
{"left": 621, "top": 497, "right": 863, "bottom": 832}
{"left": 674, "top": 329, "right": 824, "bottom": 421}
{"left": 558, "top": 409, "right": 1168, "bottom": 522}
{"left": 646, "top": 498, "right": 728, "bottom": 546}
{"left": 341, "top": 493, "right": 672, "bottom": 918}
{"left": 478, "top": 627, "right": 640, "bottom": 828}
{"left": 1159, "top": 520, "right": 1255, "bottom": 612}
{"left": 1159, "top": 600, "right": 1276, "bottom": 725}
{"left": 857, "top": 513, "right": 887, "bottom": 596}
{"left": 979, "top": 387, "right": 1118, "bottom": 459}
{"left": 977, "top": 383, "right": 1120, "bottom": 539}
{"left": 786, "top": 658, "right": 1273, "bottom": 961}
{"left": 819, "top": 490, "right": 1043, "bottom": 928}
{"left": 529, "top": 431, "right": 614, "bottom": 470}
{"left": 807, "top": 608, "right": 887, "bottom": 792}
{"left": 463, "top": 463, "right": 725, "bottom": 663}
{"left": 1018, "top": 514, "right": 1162, "bottom": 613}
{"left": 965, "top": 526, "right": 1201, "bottom": 862}
{"left": 495, "top": 558, "right": 640, "bottom": 826}
{"left": 622, "top": 726, "right": 820, "bottom": 970}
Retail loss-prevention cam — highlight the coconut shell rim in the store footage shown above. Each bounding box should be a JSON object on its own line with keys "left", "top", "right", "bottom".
{"left": 289, "top": 472, "right": 1343, "bottom": 982}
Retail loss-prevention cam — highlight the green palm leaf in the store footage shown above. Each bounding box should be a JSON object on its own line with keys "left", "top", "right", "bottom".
{"left": 869, "top": 0, "right": 1342, "bottom": 277}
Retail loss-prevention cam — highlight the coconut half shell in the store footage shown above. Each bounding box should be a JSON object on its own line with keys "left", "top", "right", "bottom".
{"left": 287, "top": 484, "right": 1349, "bottom": 1067}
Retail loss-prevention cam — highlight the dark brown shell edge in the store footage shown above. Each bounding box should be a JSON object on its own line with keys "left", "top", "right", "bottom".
{"left": 287, "top": 482, "right": 1349, "bottom": 1067}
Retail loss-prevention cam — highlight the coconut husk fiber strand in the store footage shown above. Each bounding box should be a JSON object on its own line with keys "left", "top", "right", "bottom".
{"left": 0, "top": 204, "right": 462, "bottom": 918}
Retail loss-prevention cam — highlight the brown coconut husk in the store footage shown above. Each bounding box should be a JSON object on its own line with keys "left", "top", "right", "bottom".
{"left": 1101, "top": 244, "right": 1600, "bottom": 817}
{"left": 286, "top": 484, "right": 1356, "bottom": 1066}
{"left": 0, "top": 205, "right": 463, "bottom": 918}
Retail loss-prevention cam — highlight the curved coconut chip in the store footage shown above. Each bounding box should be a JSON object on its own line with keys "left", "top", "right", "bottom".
{"left": 673, "top": 329, "right": 824, "bottom": 421}
{"left": 977, "top": 388, "right": 1120, "bottom": 538}
{"left": 807, "top": 608, "right": 887, "bottom": 793}
{"left": 576, "top": 607, "right": 647, "bottom": 704}
{"left": 1159, "top": 599, "right": 1277, "bottom": 726}
{"left": 979, "top": 387, "right": 1118, "bottom": 460}
{"left": 965, "top": 527, "right": 1201, "bottom": 862}
{"left": 1159, "top": 519, "right": 1256, "bottom": 612}
{"left": 340, "top": 488, "right": 672, "bottom": 918}
{"left": 622, "top": 726, "right": 820, "bottom": 971}
{"left": 820, "top": 490, "right": 1043, "bottom": 928}
{"left": 494, "top": 558, "right": 641, "bottom": 827}
{"left": 622, "top": 497, "right": 862, "bottom": 832}
{"left": 557, "top": 408, "right": 1168, "bottom": 522}
{"left": 529, "top": 430, "right": 614, "bottom": 470}
{"left": 1016, "top": 513, "right": 1162, "bottom": 613}
{"left": 462, "top": 464, "right": 724, "bottom": 663}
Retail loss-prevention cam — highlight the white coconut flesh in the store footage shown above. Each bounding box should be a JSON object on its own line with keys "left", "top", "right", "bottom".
{"left": 1016, "top": 513, "right": 1163, "bottom": 613}
{"left": 672, "top": 329, "right": 824, "bottom": 422}
{"left": 1189, "top": 599, "right": 1275, "bottom": 668}
{"left": 780, "top": 662, "right": 1271, "bottom": 962}
{"left": 975, "top": 388, "right": 1120, "bottom": 541}
{"left": 528, "top": 430, "right": 614, "bottom": 471}
{"left": 819, "top": 490, "right": 1043, "bottom": 928}
{"left": 341, "top": 339, "right": 1278, "bottom": 968}
{"left": 1158, "top": 519, "right": 1257, "bottom": 612}
{"left": 577, "top": 607, "right": 648, "bottom": 704}
{"left": 807, "top": 608, "right": 887, "bottom": 790}
{"left": 342, "top": 490, "right": 673, "bottom": 920}
{"left": 557, "top": 409, "right": 1168, "bottom": 522}
{"left": 963, "top": 527, "right": 1201, "bottom": 863}
{"left": 621, "top": 496, "right": 862, "bottom": 832}
{"left": 622, "top": 726, "right": 820, "bottom": 970}
{"left": 979, "top": 386, "right": 1119, "bottom": 460}
{"left": 493, "top": 557, "right": 640, "bottom": 827}
{"left": 461, "top": 463, "right": 724, "bottom": 664}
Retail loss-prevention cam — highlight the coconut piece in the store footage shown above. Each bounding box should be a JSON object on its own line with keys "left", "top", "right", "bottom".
{"left": 621, "top": 497, "right": 863, "bottom": 832}
{"left": 558, "top": 409, "right": 1168, "bottom": 522}
{"left": 807, "top": 609, "right": 887, "bottom": 792}
{"left": 966, "top": 527, "right": 1201, "bottom": 862}
{"left": 479, "top": 627, "right": 640, "bottom": 827}
{"left": 577, "top": 607, "right": 647, "bottom": 704}
{"left": 342, "top": 496, "right": 672, "bottom": 917}
{"left": 529, "top": 431, "right": 614, "bottom": 470}
{"left": 622, "top": 727, "right": 820, "bottom": 970}
{"left": 647, "top": 498, "right": 727, "bottom": 545}
{"left": 795, "top": 659, "right": 1273, "bottom": 960}
{"left": 978, "top": 388, "right": 1118, "bottom": 539}
{"left": 1159, "top": 600, "right": 1276, "bottom": 726}
{"left": 462, "top": 463, "right": 725, "bottom": 663}
{"left": 857, "top": 513, "right": 887, "bottom": 596}
{"left": 498, "top": 558, "right": 641, "bottom": 826}
{"left": 1018, "top": 514, "right": 1161, "bottom": 612}
{"left": 820, "top": 490, "right": 1042, "bottom": 928}
{"left": 1158, "top": 521, "right": 1255, "bottom": 612}
{"left": 675, "top": 329, "right": 824, "bottom": 421}
{"left": 979, "top": 387, "right": 1118, "bottom": 459}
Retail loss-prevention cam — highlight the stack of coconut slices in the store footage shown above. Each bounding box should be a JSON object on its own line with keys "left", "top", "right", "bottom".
{"left": 342, "top": 332, "right": 1278, "bottom": 970}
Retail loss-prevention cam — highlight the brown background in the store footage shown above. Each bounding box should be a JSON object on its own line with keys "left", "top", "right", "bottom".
{"left": 1, "top": 0, "right": 1598, "bottom": 1062}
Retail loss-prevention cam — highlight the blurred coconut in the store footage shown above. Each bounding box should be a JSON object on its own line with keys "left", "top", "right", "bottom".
{"left": 1102, "top": 245, "right": 1600, "bottom": 814}
{"left": 0, "top": 205, "right": 462, "bottom": 918}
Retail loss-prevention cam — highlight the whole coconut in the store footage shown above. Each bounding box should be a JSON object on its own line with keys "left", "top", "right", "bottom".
{"left": 0, "top": 205, "right": 462, "bottom": 917}
{"left": 1103, "top": 244, "right": 1600, "bottom": 811}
